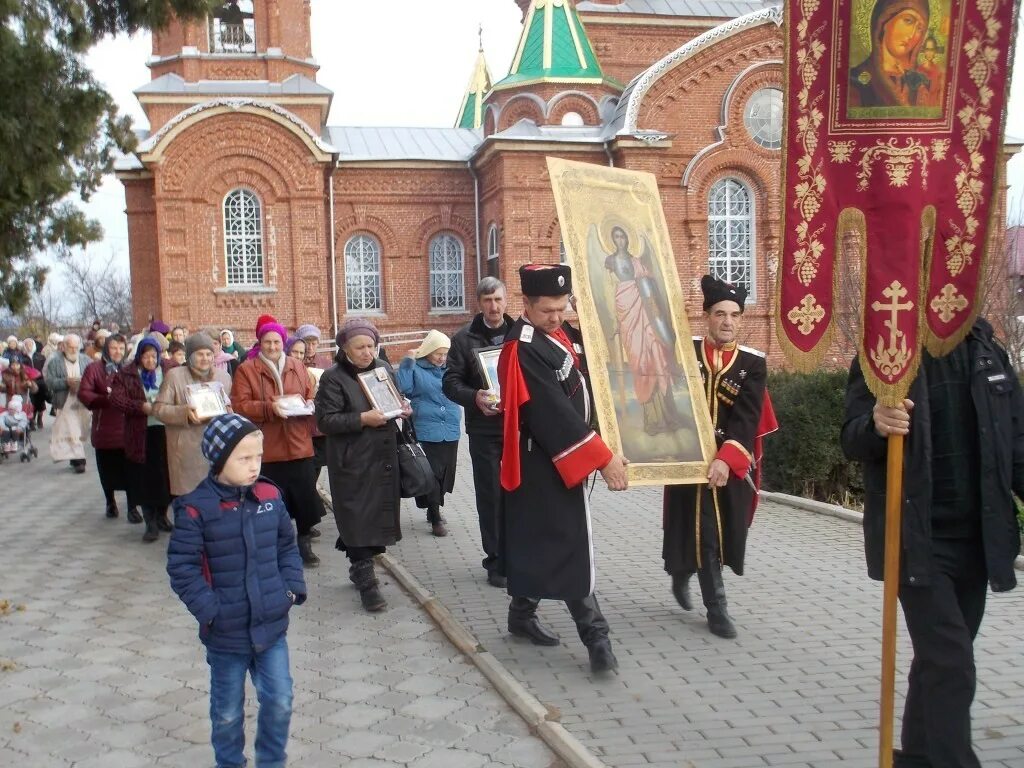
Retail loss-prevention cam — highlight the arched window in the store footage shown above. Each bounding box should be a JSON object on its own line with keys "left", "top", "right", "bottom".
{"left": 487, "top": 224, "right": 500, "bottom": 278}
{"left": 429, "top": 233, "right": 465, "bottom": 311}
{"left": 707, "top": 178, "right": 754, "bottom": 298}
{"left": 344, "top": 234, "right": 382, "bottom": 312}
{"left": 561, "top": 111, "right": 585, "bottom": 127}
{"left": 223, "top": 188, "right": 264, "bottom": 286}
{"left": 559, "top": 238, "right": 567, "bottom": 264}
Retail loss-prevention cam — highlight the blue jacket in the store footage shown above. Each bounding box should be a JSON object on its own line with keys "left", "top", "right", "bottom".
{"left": 396, "top": 357, "right": 461, "bottom": 443}
{"left": 167, "top": 476, "right": 307, "bottom": 653}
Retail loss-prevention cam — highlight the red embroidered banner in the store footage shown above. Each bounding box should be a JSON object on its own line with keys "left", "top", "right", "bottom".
{"left": 778, "top": 0, "right": 1020, "bottom": 404}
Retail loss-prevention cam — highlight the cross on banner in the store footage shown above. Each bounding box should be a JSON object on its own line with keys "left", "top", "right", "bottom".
{"left": 870, "top": 281, "right": 914, "bottom": 382}
{"left": 787, "top": 295, "right": 826, "bottom": 336}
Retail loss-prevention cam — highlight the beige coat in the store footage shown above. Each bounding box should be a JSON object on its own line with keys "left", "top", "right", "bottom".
{"left": 153, "top": 365, "right": 233, "bottom": 496}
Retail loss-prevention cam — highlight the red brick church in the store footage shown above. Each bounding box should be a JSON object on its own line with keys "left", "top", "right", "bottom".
{"left": 116, "top": 0, "right": 1018, "bottom": 360}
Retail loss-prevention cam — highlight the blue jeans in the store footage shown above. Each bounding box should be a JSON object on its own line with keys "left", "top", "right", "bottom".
{"left": 206, "top": 635, "right": 293, "bottom": 768}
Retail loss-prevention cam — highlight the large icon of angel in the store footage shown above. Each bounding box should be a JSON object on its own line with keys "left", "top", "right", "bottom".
{"left": 587, "top": 219, "right": 685, "bottom": 436}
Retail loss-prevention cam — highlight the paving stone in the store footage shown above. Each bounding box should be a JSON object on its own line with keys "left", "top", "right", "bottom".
{"left": 0, "top": 434, "right": 560, "bottom": 768}
{"left": 389, "top": 438, "right": 1024, "bottom": 767}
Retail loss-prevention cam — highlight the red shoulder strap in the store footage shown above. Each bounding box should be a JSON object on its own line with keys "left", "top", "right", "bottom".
{"left": 498, "top": 341, "right": 530, "bottom": 492}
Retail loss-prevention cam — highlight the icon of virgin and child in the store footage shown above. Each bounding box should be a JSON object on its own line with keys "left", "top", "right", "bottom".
{"left": 586, "top": 220, "right": 687, "bottom": 438}
{"left": 847, "top": 0, "right": 947, "bottom": 112}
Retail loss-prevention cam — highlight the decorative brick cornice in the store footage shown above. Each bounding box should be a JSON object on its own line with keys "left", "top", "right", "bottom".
{"left": 620, "top": 5, "right": 782, "bottom": 135}
{"left": 137, "top": 98, "right": 336, "bottom": 160}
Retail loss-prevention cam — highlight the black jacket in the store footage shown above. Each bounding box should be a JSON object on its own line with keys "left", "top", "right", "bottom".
{"left": 841, "top": 319, "right": 1023, "bottom": 591}
{"left": 315, "top": 356, "right": 402, "bottom": 548}
{"left": 442, "top": 313, "right": 514, "bottom": 436}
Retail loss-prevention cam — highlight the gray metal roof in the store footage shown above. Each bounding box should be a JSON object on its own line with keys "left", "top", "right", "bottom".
{"left": 576, "top": 0, "right": 768, "bottom": 17}
{"left": 328, "top": 126, "right": 482, "bottom": 162}
{"left": 136, "top": 73, "right": 332, "bottom": 97}
{"left": 490, "top": 119, "right": 607, "bottom": 143}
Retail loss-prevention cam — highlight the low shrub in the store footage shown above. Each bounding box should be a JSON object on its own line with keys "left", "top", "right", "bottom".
{"left": 762, "top": 369, "right": 863, "bottom": 506}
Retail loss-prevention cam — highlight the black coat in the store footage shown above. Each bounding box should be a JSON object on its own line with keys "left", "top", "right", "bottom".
{"left": 663, "top": 339, "right": 768, "bottom": 575}
{"left": 841, "top": 319, "right": 1022, "bottom": 591}
{"left": 442, "top": 312, "right": 515, "bottom": 437}
{"left": 498, "top": 318, "right": 611, "bottom": 600}
{"left": 315, "top": 355, "right": 402, "bottom": 549}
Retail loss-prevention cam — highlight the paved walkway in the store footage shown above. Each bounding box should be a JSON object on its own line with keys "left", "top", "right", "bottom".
{"left": 390, "top": 440, "right": 1024, "bottom": 768}
{"left": 0, "top": 429, "right": 562, "bottom": 768}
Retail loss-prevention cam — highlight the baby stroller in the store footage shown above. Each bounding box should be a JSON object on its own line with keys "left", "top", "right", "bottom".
{"left": 1, "top": 397, "right": 37, "bottom": 463}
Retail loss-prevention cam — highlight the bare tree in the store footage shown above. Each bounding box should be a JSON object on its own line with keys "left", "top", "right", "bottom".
{"left": 57, "top": 250, "right": 134, "bottom": 330}
{"left": 984, "top": 199, "right": 1024, "bottom": 369}
{"left": 18, "top": 282, "right": 70, "bottom": 338}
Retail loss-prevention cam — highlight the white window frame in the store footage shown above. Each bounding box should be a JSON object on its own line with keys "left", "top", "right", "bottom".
{"left": 429, "top": 233, "right": 466, "bottom": 312}
{"left": 487, "top": 224, "right": 499, "bottom": 278}
{"left": 707, "top": 178, "right": 756, "bottom": 303}
{"left": 344, "top": 234, "right": 383, "bottom": 313}
{"left": 223, "top": 188, "right": 264, "bottom": 286}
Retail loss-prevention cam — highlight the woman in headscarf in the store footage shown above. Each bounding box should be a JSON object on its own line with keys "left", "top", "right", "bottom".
{"left": 220, "top": 329, "right": 244, "bottom": 361}
{"left": 110, "top": 337, "right": 172, "bottom": 542}
{"left": 41, "top": 332, "right": 63, "bottom": 362}
{"left": 316, "top": 318, "right": 411, "bottom": 612}
{"left": 848, "top": 0, "right": 931, "bottom": 108}
{"left": 78, "top": 334, "right": 140, "bottom": 523}
{"left": 204, "top": 329, "right": 237, "bottom": 375}
{"left": 2, "top": 357, "right": 38, "bottom": 404}
{"left": 22, "top": 338, "right": 47, "bottom": 428}
{"left": 3, "top": 335, "right": 27, "bottom": 365}
{"left": 153, "top": 332, "right": 233, "bottom": 499}
{"left": 395, "top": 330, "right": 462, "bottom": 538}
{"left": 233, "top": 318, "right": 324, "bottom": 567}
{"left": 296, "top": 324, "right": 333, "bottom": 369}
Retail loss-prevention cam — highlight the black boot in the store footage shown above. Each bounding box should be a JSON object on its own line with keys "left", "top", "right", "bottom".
{"left": 697, "top": 558, "right": 737, "bottom": 639}
{"left": 297, "top": 535, "right": 320, "bottom": 568}
{"left": 155, "top": 507, "right": 173, "bottom": 532}
{"left": 141, "top": 507, "right": 159, "bottom": 543}
{"left": 349, "top": 559, "right": 386, "bottom": 612}
{"left": 671, "top": 572, "right": 694, "bottom": 611}
{"left": 105, "top": 500, "right": 119, "bottom": 519}
{"left": 587, "top": 639, "right": 619, "bottom": 673}
{"left": 508, "top": 597, "right": 560, "bottom": 646}
{"left": 427, "top": 507, "right": 447, "bottom": 537}
{"left": 126, "top": 506, "right": 143, "bottom": 525}
{"left": 566, "top": 595, "right": 617, "bottom": 672}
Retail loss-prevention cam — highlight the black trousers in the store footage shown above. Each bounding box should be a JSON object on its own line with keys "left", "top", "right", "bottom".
{"left": 510, "top": 595, "right": 610, "bottom": 647}
{"left": 896, "top": 537, "right": 987, "bottom": 768}
{"left": 260, "top": 458, "right": 324, "bottom": 536}
{"left": 468, "top": 432, "right": 502, "bottom": 574}
{"left": 343, "top": 545, "right": 385, "bottom": 564}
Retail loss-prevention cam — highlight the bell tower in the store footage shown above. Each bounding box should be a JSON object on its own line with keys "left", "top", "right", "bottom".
{"left": 140, "top": 0, "right": 330, "bottom": 134}
{"left": 149, "top": 0, "right": 318, "bottom": 84}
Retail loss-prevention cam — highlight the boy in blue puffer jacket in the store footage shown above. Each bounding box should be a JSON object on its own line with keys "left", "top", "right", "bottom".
{"left": 168, "top": 413, "right": 307, "bottom": 768}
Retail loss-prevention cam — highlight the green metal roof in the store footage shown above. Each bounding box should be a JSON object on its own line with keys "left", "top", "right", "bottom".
{"left": 455, "top": 49, "right": 492, "bottom": 129}
{"left": 494, "top": 0, "right": 618, "bottom": 90}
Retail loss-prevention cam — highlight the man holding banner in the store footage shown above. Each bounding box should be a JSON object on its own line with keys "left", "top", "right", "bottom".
{"left": 842, "top": 319, "right": 1023, "bottom": 767}
{"left": 779, "top": 0, "right": 1019, "bottom": 762}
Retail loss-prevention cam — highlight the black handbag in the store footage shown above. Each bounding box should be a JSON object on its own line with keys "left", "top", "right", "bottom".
{"left": 395, "top": 420, "right": 435, "bottom": 499}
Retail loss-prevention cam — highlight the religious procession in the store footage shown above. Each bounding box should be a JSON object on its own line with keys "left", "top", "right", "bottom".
{"left": 2, "top": 0, "right": 1023, "bottom": 767}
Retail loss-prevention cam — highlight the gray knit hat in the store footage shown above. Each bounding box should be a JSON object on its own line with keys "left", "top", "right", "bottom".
{"left": 185, "top": 332, "right": 215, "bottom": 360}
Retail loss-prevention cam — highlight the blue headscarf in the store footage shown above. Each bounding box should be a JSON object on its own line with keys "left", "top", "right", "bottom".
{"left": 135, "top": 337, "right": 162, "bottom": 391}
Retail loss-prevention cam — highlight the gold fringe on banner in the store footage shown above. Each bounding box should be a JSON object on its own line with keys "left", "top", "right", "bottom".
{"left": 858, "top": 206, "right": 934, "bottom": 409}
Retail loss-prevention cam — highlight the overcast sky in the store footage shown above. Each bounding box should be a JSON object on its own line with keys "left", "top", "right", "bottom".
{"left": 73, "top": 0, "right": 1024, "bottom": 283}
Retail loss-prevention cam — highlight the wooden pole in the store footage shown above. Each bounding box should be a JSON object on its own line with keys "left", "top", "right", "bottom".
{"left": 878, "top": 432, "right": 904, "bottom": 768}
